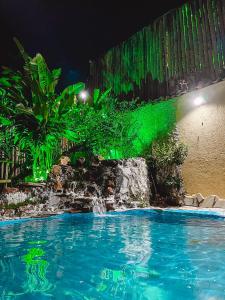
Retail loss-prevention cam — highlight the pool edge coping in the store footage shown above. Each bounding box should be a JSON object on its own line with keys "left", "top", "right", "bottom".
{"left": 1, "top": 206, "right": 225, "bottom": 226}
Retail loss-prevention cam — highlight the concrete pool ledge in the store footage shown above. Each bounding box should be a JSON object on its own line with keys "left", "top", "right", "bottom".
{"left": 115, "top": 206, "right": 225, "bottom": 218}
{"left": 166, "top": 206, "right": 225, "bottom": 218}
{"left": 1, "top": 206, "right": 225, "bottom": 223}
{"left": 0, "top": 211, "right": 65, "bottom": 223}
{"left": 173, "top": 206, "right": 225, "bottom": 217}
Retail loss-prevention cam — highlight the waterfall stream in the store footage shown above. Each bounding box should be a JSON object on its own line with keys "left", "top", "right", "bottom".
{"left": 92, "top": 197, "right": 106, "bottom": 214}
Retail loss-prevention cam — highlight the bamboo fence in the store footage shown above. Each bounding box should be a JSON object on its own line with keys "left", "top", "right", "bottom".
{"left": 90, "top": 0, "right": 225, "bottom": 101}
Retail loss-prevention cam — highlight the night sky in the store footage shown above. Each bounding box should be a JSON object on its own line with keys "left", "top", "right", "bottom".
{"left": 0, "top": 0, "right": 185, "bottom": 87}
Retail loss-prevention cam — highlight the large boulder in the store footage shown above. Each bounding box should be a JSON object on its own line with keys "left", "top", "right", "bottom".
{"left": 115, "top": 158, "right": 151, "bottom": 208}
{"left": 213, "top": 198, "right": 225, "bottom": 209}
{"left": 182, "top": 195, "right": 196, "bottom": 206}
{"left": 182, "top": 193, "right": 204, "bottom": 207}
{"left": 48, "top": 156, "right": 74, "bottom": 191}
{"left": 199, "top": 195, "right": 218, "bottom": 208}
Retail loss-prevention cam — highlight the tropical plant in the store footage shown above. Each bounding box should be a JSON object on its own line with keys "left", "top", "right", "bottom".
{"left": 0, "top": 123, "right": 14, "bottom": 160}
{"left": 0, "top": 39, "right": 143, "bottom": 182}
{"left": 69, "top": 91, "right": 140, "bottom": 160}
{"left": 0, "top": 39, "right": 85, "bottom": 181}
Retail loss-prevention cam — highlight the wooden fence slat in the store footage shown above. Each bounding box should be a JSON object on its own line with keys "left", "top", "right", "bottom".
{"left": 90, "top": 0, "right": 225, "bottom": 101}
{"left": 0, "top": 138, "right": 75, "bottom": 184}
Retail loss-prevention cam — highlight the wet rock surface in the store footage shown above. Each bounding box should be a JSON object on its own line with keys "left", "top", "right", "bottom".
{"left": 57, "top": 157, "right": 151, "bottom": 213}
{"left": 0, "top": 157, "right": 151, "bottom": 220}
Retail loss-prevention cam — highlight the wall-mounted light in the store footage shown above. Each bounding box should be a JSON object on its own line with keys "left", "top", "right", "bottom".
{"left": 79, "top": 91, "right": 89, "bottom": 102}
{"left": 194, "top": 96, "right": 205, "bottom": 106}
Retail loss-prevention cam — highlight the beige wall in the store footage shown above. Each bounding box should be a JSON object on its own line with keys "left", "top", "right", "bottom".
{"left": 176, "top": 81, "right": 225, "bottom": 198}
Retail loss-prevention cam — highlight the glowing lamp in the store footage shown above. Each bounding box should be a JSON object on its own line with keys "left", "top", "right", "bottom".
{"left": 79, "top": 91, "right": 88, "bottom": 101}
{"left": 194, "top": 96, "right": 205, "bottom": 106}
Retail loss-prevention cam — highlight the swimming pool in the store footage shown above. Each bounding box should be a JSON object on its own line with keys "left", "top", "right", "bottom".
{"left": 1, "top": 209, "right": 225, "bottom": 300}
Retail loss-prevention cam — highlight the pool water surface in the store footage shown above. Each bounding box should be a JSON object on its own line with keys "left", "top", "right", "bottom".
{"left": 0, "top": 209, "right": 225, "bottom": 300}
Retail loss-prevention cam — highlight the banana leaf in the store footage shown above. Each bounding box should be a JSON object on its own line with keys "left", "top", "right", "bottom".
{"left": 98, "top": 88, "right": 112, "bottom": 104}
{"left": 59, "top": 82, "right": 85, "bottom": 99}
{"left": 0, "top": 116, "right": 12, "bottom": 126}
{"left": 33, "top": 53, "right": 51, "bottom": 95}
{"left": 93, "top": 88, "right": 100, "bottom": 104}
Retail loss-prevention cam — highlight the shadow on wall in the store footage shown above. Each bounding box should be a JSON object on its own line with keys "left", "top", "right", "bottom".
{"left": 176, "top": 80, "right": 225, "bottom": 198}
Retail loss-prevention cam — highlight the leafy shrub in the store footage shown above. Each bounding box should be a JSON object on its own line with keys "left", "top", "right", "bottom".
{"left": 69, "top": 94, "right": 141, "bottom": 160}
{"left": 146, "top": 132, "right": 188, "bottom": 206}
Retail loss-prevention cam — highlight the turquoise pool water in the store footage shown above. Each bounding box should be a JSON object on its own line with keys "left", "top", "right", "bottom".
{"left": 1, "top": 209, "right": 225, "bottom": 300}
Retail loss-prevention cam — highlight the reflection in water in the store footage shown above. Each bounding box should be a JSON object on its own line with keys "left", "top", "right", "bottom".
{"left": 0, "top": 242, "right": 52, "bottom": 299}
{"left": 1, "top": 212, "right": 225, "bottom": 299}
{"left": 120, "top": 217, "right": 152, "bottom": 264}
{"left": 186, "top": 220, "right": 225, "bottom": 300}
{"left": 89, "top": 215, "right": 164, "bottom": 299}
{"left": 22, "top": 246, "right": 52, "bottom": 294}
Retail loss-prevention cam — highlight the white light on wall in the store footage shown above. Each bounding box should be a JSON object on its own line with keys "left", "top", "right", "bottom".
{"left": 80, "top": 91, "right": 88, "bottom": 101}
{"left": 194, "top": 96, "right": 205, "bottom": 106}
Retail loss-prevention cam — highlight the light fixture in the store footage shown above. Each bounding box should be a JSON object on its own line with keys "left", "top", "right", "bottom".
{"left": 194, "top": 96, "right": 205, "bottom": 106}
{"left": 79, "top": 91, "right": 88, "bottom": 101}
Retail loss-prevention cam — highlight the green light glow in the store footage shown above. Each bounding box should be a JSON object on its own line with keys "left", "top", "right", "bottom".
{"left": 22, "top": 247, "right": 52, "bottom": 293}
{"left": 129, "top": 99, "right": 176, "bottom": 155}
{"left": 91, "top": 0, "right": 225, "bottom": 97}
{"left": 103, "top": 99, "right": 176, "bottom": 159}
{"left": 28, "top": 240, "right": 47, "bottom": 245}
{"left": 101, "top": 25, "right": 165, "bottom": 95}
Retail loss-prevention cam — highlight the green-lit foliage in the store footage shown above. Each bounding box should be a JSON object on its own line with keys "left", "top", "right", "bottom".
{"left": 69, "top": 94, "right": 140, "bottom": 160}
{"left": 0, "top": 39, "right": 85, "bottom": 181}
{"left": 0, "top": 125, "right": 14, "bottom": 161}
{"left": 70, "top": 96, "right": 177, "bottom": 160}
{"left": 0, "top": 40, "right": 178, "bottom": 180}
{"left": 127, "top": 99, "right": 177, "bottom": 157}
{"left": 0, "top": 88, "right": 14, "bottom": 159}
{"left": 92, "top": 87, "right": 112, "bottom": 110}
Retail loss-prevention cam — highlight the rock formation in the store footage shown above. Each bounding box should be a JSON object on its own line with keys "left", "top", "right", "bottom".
{"left": 0, "top": 157, "right": 151, "bottom": 219}
{"left": 180, "top": 193, "right": 225, "bottom": 209}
